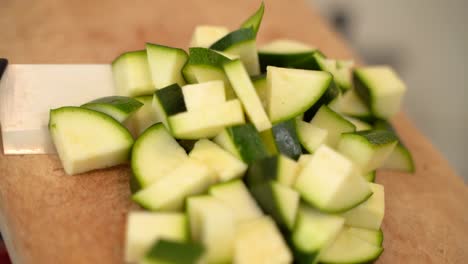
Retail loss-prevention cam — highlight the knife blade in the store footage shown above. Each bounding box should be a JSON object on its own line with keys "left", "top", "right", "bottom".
{"left": 0, "top": 63, "right": 116, "bottom": 154}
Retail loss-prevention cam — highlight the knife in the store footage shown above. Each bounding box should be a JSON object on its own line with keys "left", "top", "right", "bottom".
{"left": 0, "top": 60, "right": 116, "bottom": 154}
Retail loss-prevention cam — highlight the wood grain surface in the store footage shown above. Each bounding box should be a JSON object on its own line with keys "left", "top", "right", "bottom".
{"left": 1, "top": 0, "right": 467, "bottom": 263}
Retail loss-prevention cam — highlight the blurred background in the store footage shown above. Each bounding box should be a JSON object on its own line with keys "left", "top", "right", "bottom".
{"left": 310, "top": 0, "right": 468, "bottom": 180}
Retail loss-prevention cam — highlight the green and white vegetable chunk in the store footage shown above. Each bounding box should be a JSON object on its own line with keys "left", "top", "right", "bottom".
{"left": 141, "top": 239, "right": 204, "bottom": 264}
{"left": 131, "top": 123, "right": 187, "bottom": 187}
{"left": 152, "top": 83, "right": 187, "bottom": 131}
{"left": 181, "top": 80, "right": 225, "bottom": 110}
{"left": 246, "top": 154, "right": 299, "bottom": 187}
{"left": 354, "top": 66, "right": 407, "bottom": 119}
{"left": 146, "top": 43, "right": 188, "bottom": 89}
{"left": 224, "top": 59, "right": 272, "bottom": 131}
{"left": 266, "top": 66, "right": 332, "bottom": 123}
{"left": 187, "top": 196, "right": 236, "bottom": 264}
{"left": 49, "top": 107, "right": 133, "bottom": 175}
{"left": 294, "top": 145, "right": 372, "bottom": 213}
{"left": 81, "top": 96, "right": 143, "bottom": 123}
{"left": 296, "top": 120, "right": 328, "bottom": 153}
{"left": 125, "top": 212, "right": 188, "bottom": 263}
{"left": 342, "top": 183, "right": 385, "bottom": 230}
{"left": 233, "top": 216, "right": 292, "bottom": 264}
{"left": 291, "top": 206, "right": 345, "bottom": 264}
{"left": 209, "top": 180, "right": 263, "bottom": 222}
{"left": 338, "top": 130, "right": 398, "bottom": 173}
{"left": 189, "top": 139, "right": 247, "bottom": 182}
{"left": 125, "top": 95, "right": 161, "bottom": 136}
{"left": 112, "top": 50, "right": 154, "bottom": 97}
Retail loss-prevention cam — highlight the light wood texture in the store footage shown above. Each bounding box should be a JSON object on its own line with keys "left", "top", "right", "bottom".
{"left": 0, "top": 0, "right": 467, "bottom": 263}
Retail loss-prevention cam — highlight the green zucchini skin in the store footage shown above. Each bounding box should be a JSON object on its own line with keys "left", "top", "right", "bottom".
{"left": 226, "top": 124, "right": 269, "bottom": 164}
{"left": 240, "top": 2, "right": 265, "bottom": 35}
{"left": 303, "top": 80, "right": 341, "bottom": 122}
{"left": 154, "top": 83, "right": 187, "bottom": 116}
{"left": 272, "top": 119, "right": 302, "bottom": 160}
{"left": 143, "top": 239, "right": 204, "bottom": 264}
{"left": 210, "top": 28, "right": 255, "bottom": 51}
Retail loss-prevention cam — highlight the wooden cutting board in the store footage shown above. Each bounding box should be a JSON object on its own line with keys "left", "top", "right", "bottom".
{"left": 1, "top": 0, "right": 467, "bottom": 263}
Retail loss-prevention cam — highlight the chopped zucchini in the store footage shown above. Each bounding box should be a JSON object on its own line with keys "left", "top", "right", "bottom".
{"left": 224, "top": 59, "right": 272, "bottom": 131}
{"left": 209, "top": 180, "right": 263, "bottom": 222}
{"left": 189, "top": 139, "right": 247, "bottom": 182}
{"left": 210, "top": 27, "right": 260, "bottom": 75}
{"left": 309, "top": 105, "right": 356, "bottom": 148}
{"left": 181, "top": 80, "right": 225, "bottom": 111}
{"left": 252, "top": 74, "right": 268, "bottom": 108}
{"left": 182, "top": 48, "right": 236, "bottom": 98}
{"left": 125, "top": 212, "right": 188, "bottom": 263}
{"left": 249, "top": 181, "right": 300, "bottom": 230}
{"left": 152, "top": 83, "right": 187, "bottom": 131}
{"left": 112, "top": 50, "right": 154, "bottom": 97}
{"left": 233, "top": 216, "right": 292, "bottom": 264}
{"left": 297, "top": 154, "right": 313, "bottom": 170}
{"left": 214, "top": 124, "right": 269, "bottom": 164}
{"left": 146, "top": 43, "right": 188, "bottom": 88}
{"left": 125, "top": 95, "right": 161, "bottom": 136}
{"left": 346, "top": 227, "right": 384, "bottom": 246}
{"left": 187, "top": 196, "right": 236, "bottom": 264}
{"left": 190, "top": 25, "right": 229, "bottom": 48}
{"left": 132, "top": 158, "right": 216, "bottom": 211}
{"left": 247, "top": 154, "right": 299, "bottom": 187}
{"left": 302, "top": 79, "right": 341, "bottom": 122}
{"left": 271, "top": 119, "right": 302, "bottom": 160}
{"left": 342, "top": 183, "right": 385, "bottom": 230}
{"left": 342, "top": 115, "right": 373, "bottom": 131}
{"left": 319, "top": 227, "right": 383, "bottom": 263}
{"left": 374, "top": 119, "right": 415, "bottom": 172}
{"left": 291, "top": 206, "right": 345, "bottom": 264}
{"left": 131, "top": 123, "right": 187, "bottom": 187}
{"left": 296, "top": 120, "right": 328, "bottom": 153}
{"left": 81, "top": 96, "right": 143, "bottom": 123}
{"left": 258, "top": 39, "right": 316, "bottom": 72}
{"left": 329, "top": 88, "right": 374, "bottom": 122}
{"left": 364, "top": 170, "right": 377, "bottom": 182}
{"left": 141, "top": 239, "right": 204, "bottom": 264}
{"left": 48, "top": 107, "right": 133, "bottom": 175}
{"left": 353, "top": 66, "right": 407, "bottom": 119}
{"left": 168, "top": 99, "right": 245, "bottom": 139}
{"left": 294, "top": 145, "right": 372, "bottom": 213}
{"left": 240, "top": 2, "right": 265, "bottom": 35}
{"left": 337, "top": 130, "right": 398, "bottom": 173}
{"left": 266, "top": 66, "right": 332, "bottom": 124}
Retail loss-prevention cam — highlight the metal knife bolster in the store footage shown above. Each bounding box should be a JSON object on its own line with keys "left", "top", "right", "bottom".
{"left": 0, "top": 64, "right": 116, "bottom": 154}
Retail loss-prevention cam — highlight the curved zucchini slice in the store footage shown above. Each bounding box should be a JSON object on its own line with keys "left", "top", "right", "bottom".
{"left": 49, "top": 107, "right": 133, "bottom": 175}
{"left": 112, "top": 50, "right": 154, "bottom": 97}
{"left": 346, "top": 227, "right": 384, "bottom": 247}
{"left": 319, "top": 227, "right": 383, "bottom": 264}
{"left": 294, "top": 145, "right": 372, "bottom": 213}
{"left": 266, "top": 66, "right": 332, "bottom": 124}
{"left": 131, "top": 123, "right": 187, "bottom": 187}
{"left": 81, "top": 96, "right": 143, "bottom": 123}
